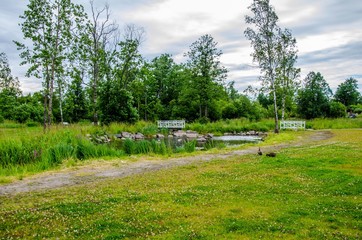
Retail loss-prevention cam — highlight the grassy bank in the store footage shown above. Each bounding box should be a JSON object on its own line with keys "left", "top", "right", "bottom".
{"left": 0, "top": 117, "right": 361, "bottom": 180}
{"left": 0, "top": 129, "right": 361, "bottom": 239}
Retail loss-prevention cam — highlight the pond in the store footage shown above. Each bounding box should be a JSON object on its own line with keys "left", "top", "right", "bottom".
{"left": 211, "top": 135, "right": 263, "bottom": 146}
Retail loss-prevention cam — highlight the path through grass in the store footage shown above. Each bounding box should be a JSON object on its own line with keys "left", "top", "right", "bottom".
{"left": 0, "top": 129, "right": 361, "bottom": 239}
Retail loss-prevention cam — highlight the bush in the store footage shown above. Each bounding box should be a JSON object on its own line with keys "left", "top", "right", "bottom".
{"left": 184, "top": 140, "right": 196, "bottom": 153}
{"left": 328, "top": 101, "right": 346, "bottom": 118}
{"left": 26, "top": 121, "right": 40, "bottom": 127}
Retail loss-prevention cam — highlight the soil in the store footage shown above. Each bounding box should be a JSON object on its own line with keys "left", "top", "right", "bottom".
{"left": 0, "top": 130, "right": 333, "bottom": 196}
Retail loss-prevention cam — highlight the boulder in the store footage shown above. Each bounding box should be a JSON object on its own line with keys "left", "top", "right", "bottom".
{"left": 206, "top": 133, "right": 214, "bottom": 139}
{"left": 115, "top": 134, "right": 123, "bottom": 139}
{"left": 122, "top": 132, "right": 133, "bottom": 139}
{"left": 173, "top": 130, "right": 186, "bottom": 138}
{"left": 134, "top": 132, "right": 144, "bottom": 140}
{"left": 156, "top": 134, "right": 165, "bottom": 139}
{"left": 186, "top": 132, "right": 198, "bottom": 140}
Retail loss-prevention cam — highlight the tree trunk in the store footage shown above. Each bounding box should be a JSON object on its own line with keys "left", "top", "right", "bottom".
{"left": 59, "top": 84, "right": 64, "bottom": 123}
{"left": 272, "top": 82, "right": 279, "bottom": 133}
{"left": 43, "top": 88, "right": 48, "bottom": 133}
{"left": 281, "top": 95, "right": 285, "bottom": 121}
{"left": 92, "top": 63, "right": 99, "bottom": 125}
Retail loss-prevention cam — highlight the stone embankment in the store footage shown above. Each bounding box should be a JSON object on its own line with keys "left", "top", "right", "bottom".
{"left": 87, "top": 130, "right": 266, "bottom": 145}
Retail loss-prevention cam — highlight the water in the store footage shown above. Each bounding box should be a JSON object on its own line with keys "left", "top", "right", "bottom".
{"left": 211, "top": 135, "right": 262, "bottom": 146}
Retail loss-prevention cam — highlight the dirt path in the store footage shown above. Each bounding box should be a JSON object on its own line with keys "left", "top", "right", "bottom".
{"left": 0, "top": 130, "right": 333, "bottom": 196}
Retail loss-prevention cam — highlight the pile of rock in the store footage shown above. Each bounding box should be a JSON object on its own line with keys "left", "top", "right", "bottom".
{"left": 223, "top": 131, "right": 267, "bottom": 137}
{"left": 168, "top": 130, "right": 213, "bottom": 145}
{"left": 86, "top": 134, "right": 111, "bottom": 144}
{"left": 114, "top": 132, "right": 145, "bottom": 140}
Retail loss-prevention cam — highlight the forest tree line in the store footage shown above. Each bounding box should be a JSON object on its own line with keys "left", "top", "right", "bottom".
{"left": 0, "top": 0, "right": 361, "bottom": 128}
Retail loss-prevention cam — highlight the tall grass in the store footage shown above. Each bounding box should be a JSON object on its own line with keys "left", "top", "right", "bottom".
{"left": 0, "top": 127, "right": 124, "bottom": 177}
{"left": 307, "top": 117, "right": 362, "bottom": 129}
{"left": 186, "top": 118, "right": 275, "bottom": 134}
{"left": 1, "top": 117, "right": 361, "bottom": 178}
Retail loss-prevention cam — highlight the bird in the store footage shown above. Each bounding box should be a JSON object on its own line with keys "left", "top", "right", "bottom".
{"left": 257, "top": 147, "right": 262, "bottom": 155}
{"left": 266, "top": 152, "right": 277, "bottom": 157}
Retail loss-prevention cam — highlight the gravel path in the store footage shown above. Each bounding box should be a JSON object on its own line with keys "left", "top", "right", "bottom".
{"left": 0, "top": 130, "right": 333, "bottom": 195}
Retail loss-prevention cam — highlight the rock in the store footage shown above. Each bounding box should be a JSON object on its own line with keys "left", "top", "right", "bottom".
{"left": 206, "top": 133, "right": 214, "bottom": 139}
{"left": 186, "top": 132, "right": 198, "bottom": 140}
{"left": 122, "top": 132, "right": 133, "bottom": 139}
{"left": 115, "top": 134, "right": 123, "bottom": 139}
{"left": 134, "top": 132, "right": 144, "bottom": 140}
{"left": 197, "top": 137, "right": 207, "bottom": 143}
{"left": 156, "top": 134, "right": 165, "bottom": 139}
{"left": 173, "top": 130, "right": 186, "bottom": 138}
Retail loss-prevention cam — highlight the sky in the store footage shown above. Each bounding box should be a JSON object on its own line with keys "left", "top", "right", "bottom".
{"left": 1, "top": 0, "right": 361, "bottom": 94}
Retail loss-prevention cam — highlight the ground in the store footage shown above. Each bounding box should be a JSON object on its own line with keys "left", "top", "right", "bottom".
{"left": 0, "top": 130, "right": 332, "bottom": 195}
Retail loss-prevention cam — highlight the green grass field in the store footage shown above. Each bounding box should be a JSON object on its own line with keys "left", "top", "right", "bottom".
{"left": 0, "top": 129, "right": 361, "bottom": 239}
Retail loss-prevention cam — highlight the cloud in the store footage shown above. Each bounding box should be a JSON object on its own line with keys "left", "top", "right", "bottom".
{"left": 1, "top": 0, "right": 361, "bottom": 94}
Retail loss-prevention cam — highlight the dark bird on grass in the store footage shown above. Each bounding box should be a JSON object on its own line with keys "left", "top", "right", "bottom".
{"left": 266, "top": 152, "right": 277, "bottom": 157}
{"left": 257, "top": 147, "right": 262, "bottom": 155}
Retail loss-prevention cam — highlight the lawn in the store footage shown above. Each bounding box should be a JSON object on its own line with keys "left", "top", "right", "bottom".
{"left": 0, "top": 129, "right": 361, "bottom": 239}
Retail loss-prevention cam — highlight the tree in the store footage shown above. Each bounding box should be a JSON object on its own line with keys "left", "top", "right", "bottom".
{"left": 245, "top": 0, "right": 282, "bottom": 133}
{"left": 113, "top": 24, "right": 145, "bottom": 90}
{"left": 98, "top": 80, "right": 138, "bottom": 125}
{"left": 83, "top": 1, "right": 119, "bottom": 125}
{"left": 63, "top": 70, "right": 88, "bottom": 122}
{"left": 15, "top": 0, "right": 86, "bottom": 131}
{"left": 185, "top": 34, "right": 227, "bottom": 120}
{"left": 275, "top": 28, "right": 300, "bottom": 120}
{"left": 139, "top": 54, "right": 183, "bottom": 120}
{"left": 328, "top": 101, "right": 346, "bottom": 118}
{"left": 0, "top": 52, "right": 22, "bottom": 120}
{"left": 334, "top": 77, "right": 360, "bottom": 107}
{"left": 297, "top": 72, "right": 332, "bottom": 119}
{"left": 0, "top": 52, "right": 21, "bottom": 95}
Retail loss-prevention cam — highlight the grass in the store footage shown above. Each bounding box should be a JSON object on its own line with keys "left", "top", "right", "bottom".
{"left": 0, "top": 116, "right": 360, "bottom": 182}
{"left": 186, "top": 118, "right": 275, "bottom": 134}
{"left": 0, "top": 129, "right": 361, "bottom": 239}
{"left": 307, "top": 117, "right": 362, "bottom": 129}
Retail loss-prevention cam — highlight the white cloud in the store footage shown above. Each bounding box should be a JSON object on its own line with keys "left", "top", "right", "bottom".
{"left": 1, "top": 0, "right": 361, "bottom": 94}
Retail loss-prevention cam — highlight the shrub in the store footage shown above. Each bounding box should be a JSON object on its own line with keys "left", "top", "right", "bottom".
{"left": 123, "top": 138, "right": 136, "bottom": 155}
{"left": 184, "top": 140, "right": 196, "bottom": 153}
{"left": 328, "top": 101, "right": 346, "bottom": 118}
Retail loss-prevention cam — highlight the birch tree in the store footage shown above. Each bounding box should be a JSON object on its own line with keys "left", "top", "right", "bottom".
{"left": 244, "top": 0, "right": 281, "bottom": 133}
{"left": 275, "top": 28, "right": 300, "bottom": 121}
{"left": 15, "top": 0, "right": 85, "bottom": 131}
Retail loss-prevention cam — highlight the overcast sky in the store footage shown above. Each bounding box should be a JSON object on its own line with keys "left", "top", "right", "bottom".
{"left": 1, "top": 0, "right": 361, "bottom": 94}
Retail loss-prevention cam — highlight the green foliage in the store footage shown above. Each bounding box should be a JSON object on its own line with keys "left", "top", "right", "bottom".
{"left": 334, "top": 77, "right": 360, "bottom": 106}
{"left": 184, "top": 140, "right": 197, "bottom": 153}
{"left": 349, "top": 104, "right": 362, "bottom": 114}
{"left": 328, "top": 101, "right": 346, "bottom": 118}
{"left": 185, "top": 34, "right": 227, "bottom": 119}
{"left": 307, "top": 118, "right": 362, "bottom": 129}
{"left": 15, "top": 0, "right": 87, "bottom": 130}
{"left": 297, "top": 72, "right": 332, "bottom": 119}
{"left": 186, "top": 118, "right": 274, "bottom": 134}
{"left": 99, "top": 84, "right": 139, "bottom": 125}
{"left": 0, "top": 130, "right": 361, "bottom": 239}
{"left": 63, "top": 72, "right": 88, "bottom": 123}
